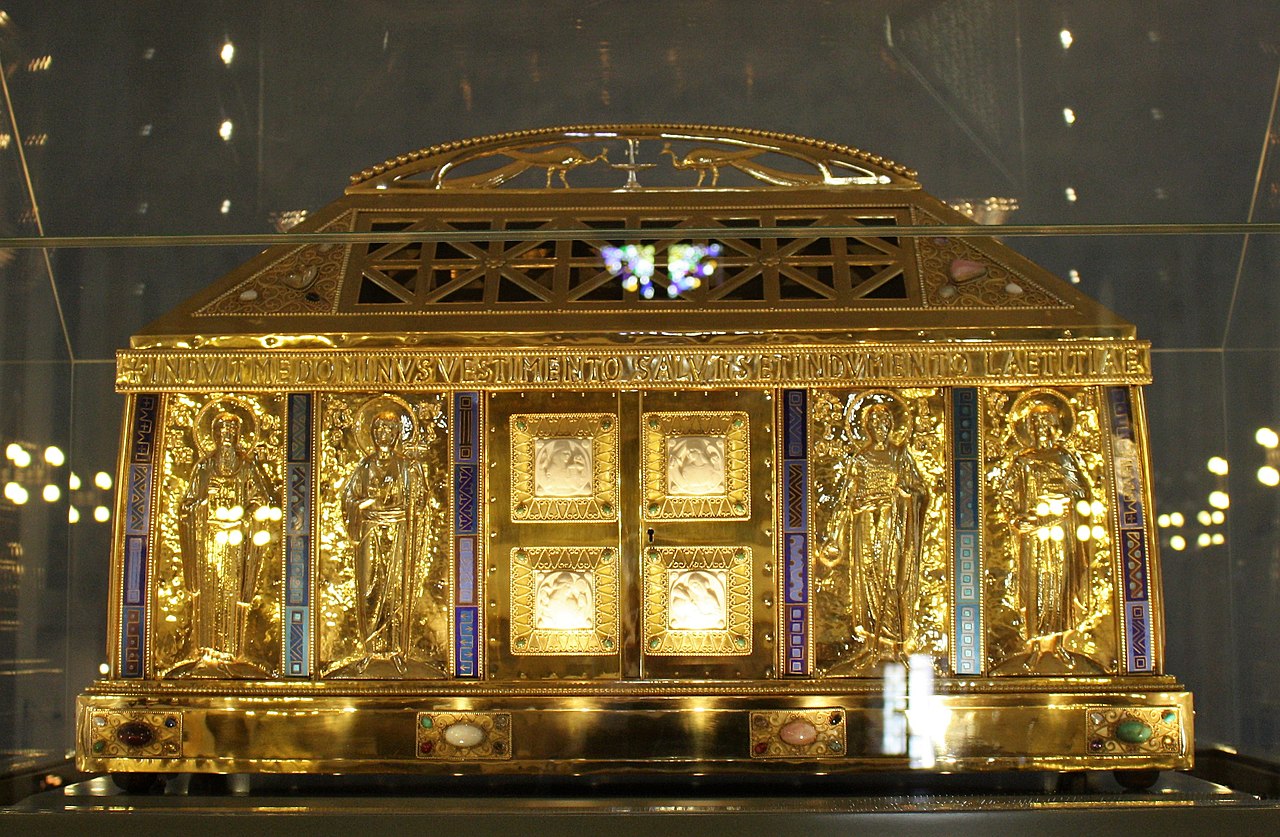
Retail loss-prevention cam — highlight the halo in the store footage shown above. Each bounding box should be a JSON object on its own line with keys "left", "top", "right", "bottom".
{"left": 1010, "top": 388, "right": 1075, "bottom": 447}
{"left": 193, "top": 396, "right": 259, "bottom": 456}
{"left": 354, "top": 394, "right": 416, "bottom": 453}
{"left": 845, "top": 389, "right": 909, "bottom": 446}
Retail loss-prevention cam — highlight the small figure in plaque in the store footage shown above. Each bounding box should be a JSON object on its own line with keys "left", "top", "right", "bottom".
{"left": 331, "top": 399, "right": 444, "bottom": 678}
{"left": 174, "top": 405, "right": 277, "bottom": 677}
{"left": 534, "top": 437, "right": 592, "bottom": 497}
{"left": 535, "top": 571, "right": 595, "bottom": 630}
{"left": 993, "top": 390, "right": 1102, "bottom": 674}
{"left": 820, "top": 393, "right": 928, "bottom": 673}
{"left": 669, "top": 569, "right": 728, "bottom": 630}
{"left": 667, "top": 435, "right": 727, "bottom": 496}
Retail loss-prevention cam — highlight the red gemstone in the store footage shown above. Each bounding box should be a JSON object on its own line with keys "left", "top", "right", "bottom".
{"left": 753, "top": 741, "right": 769, "bottom": 755}
{"left": 116, "top": 721, "right": 154, "bottom": 748}
{"left": 419, "top": 740, "right": 434, "bottom": 755}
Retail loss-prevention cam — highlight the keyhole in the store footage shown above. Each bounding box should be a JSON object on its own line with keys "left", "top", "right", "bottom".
{"left": 647, "top": 528, "right": 655, "bottom": 544}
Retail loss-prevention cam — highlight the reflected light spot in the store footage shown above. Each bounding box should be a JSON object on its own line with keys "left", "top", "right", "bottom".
{"left": 1068, "top": 269, "right": 1081, "bottom": 284}
{"left": 4, "top": 482, "right": 28, "bottom": 505}
{"left": 1064, "top": 187, "right": 1078, "bottom": 202}
{"left": 220, "top": 41, "right": 235, "bottom": 65}
{"left": 68, "top": 506, "right": 80, "bottom": 524}
{"left": 1207, "top": 456, "right": 1229, "bottom": 476}
{"left": 214, "top": 530, "right": 228, "bottom": 546}
{"left": 254, "top": 505, "right": 271, "bottom": 521}
{"left": 93, "top": 505, "right": 110, "bottom": 522}
{"left": 1197, "top": 533, "right": 1211, "bottom": 548}
{"left": 95, "top": 471, "right": 113, "bottom": 490}
{"left": 1077, "top": 524, "right": 1092, "bottom": 541}
{"left": 98, "top": 663, "right": 110, "bottom": 676}
{"left": 227, "top": 530, "right": 244, "bottom": 546}
{"left": 253, "top": 530, "right": 271, "bottom": 546}
{"left": 1169, "top": 535, "right": 1186, "bottom": 551}
{"left": 1256, "top": 427, "right": 1279, "bottom": 449}
{"left": 1091, "top": 525, "right": 1107, "bottom": 541}
{"left": 269, "top": 506, "right": 283, "bottom": 521}
{"left": 42, "top": 484, "right": 60, "bottom": 503}
{"left": 1211, "top": 510, "right": 1225, "bottom": 525}
{"left": 1197, "top": 510, "right": 1212, "bottom": 526}
{"left": 11, "top": 448, "right": 31, "bottom": 468}
{"left": 44, "top": 446, "right": 65, "bottom": 466}
{"left": 1059, "top": 29, "right": 1073, "bottom": 49}
{"left": 1049, "top": 525, "right": 1065, "bottom": 542}
{"left": 1169, "top": 511, "right": 1184, "bottom": 527}
{"left": 1036, "top": 501, "right": 1051, "bottom": 516}
{"left": 219, "top": 119, "right": 234, "bottom": 141}
{"left": 1259, "top": 465, "right": 1280, "bottom": 487}
{"left": 220, "top": 199, "right": 231, "bottom": 215}
{"left": 1209, "top": 491, "right": 1229, "bottom": 510}
{"left": 4, "top": 443, "right": 20, "bottom": 460}
{"left": 1211, "top": 533, "right": 1225, "bottom": 545}
{"left": 1078, "top": 499, "right": 1093, "bottom": 517}
{"left": 1156, "top": 513, "right": 1170, "bottom": 528}
{"left": 1062, "top": 107, "right": 1076, "bottom": 125}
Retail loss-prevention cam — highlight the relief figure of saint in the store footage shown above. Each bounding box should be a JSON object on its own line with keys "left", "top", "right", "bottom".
{"left": 993, "top": 392, "right": 1101, "bottom": 674}
{"left": 331, "top": 404, "right": 444, "bottom": 678}
{"left": 820, "top": 396, "right": 927, "bottom": 673}
{"left": 174, "top": 407, "right": 277, "bottom": 677}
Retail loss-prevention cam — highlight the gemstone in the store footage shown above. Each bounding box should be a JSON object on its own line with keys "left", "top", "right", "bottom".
{"left": 733, "top": 419, "right": 744, "bottom": 428}
{"left": 516, "top": 420, "right": 527, "bottom": 431}
{"left": 93, "top": 716, "right": 107, "bottom": 727}
{"left": 1115, "top": 720, "right": 1153, "bottom": 744}
{"left": 164, "top": 716, "right": 177, "bottom": 728}
{"left": 949, "top": 258, "right": 987, "bottom": 282}
{"left": 116, "top": 721, "right": 154, "bottom": 748}
{"left": 92, "top": 740, "right": 106, "bottom": 754}
{"left": 649, "top": 638, "right": 661, "bottom": 650}
{"left": 238, "top": 289, "right": 258, "bottom": 302}
{"left": 752, "top": 715, "right": 768, "bottom": 729}
{"left": 419, "top": 740, "right": 434, "bottom": 755}
{"left": 779, "top": 719, "right": 818, "bottom": 746}
{"left": 442, "top": 722, "right": 486, "bottom": 749}
{"left": 494, "top": 715, "right": 509, "bottom": 730}
{"left": 1004, "top": 282, "right": 1023, "bottom": 295}
{"left": 420, "top": 716, "right": 433, "bottom": 729}
{"left": 1162, "top": 710, "right": 1177, "bottom": 724}
{"left": 733, "top": 503, "right": 745, "bottom": 514}
{"left": 752, "top": 741, "right": 769, "bottom": 755}
{"left": 734, "top": 636, "right": 747, "bottom": 649}
{"left": 600, "top": 419, "right": 612, "bottom": 430}
{"left": 937, "top": 283, "right": 958, "bottom": 299}
{"left": 828, "top": 741, "right": 843, "bottom": 753}
{"left": 648, "top": 504, "right": 660, "bottom": 515}
{"left": 601, "top": 504, "right": 613, "bottom": 515}
{"left": 493, "top": 741, "right": 506, "bottom": 754}
{"left": 829, "top": 712, "right": 842, "bottom": 726}
{"left": 602, "top": 638, "right": 614, "bottom": 650}
{"left": 1089, "top": 739, "right": 1105, "bottom": 752}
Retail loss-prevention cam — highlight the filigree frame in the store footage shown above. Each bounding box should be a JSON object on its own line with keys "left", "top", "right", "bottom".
{"left": 642, "top": 411, "right": 750, "bottom": 520}
{"left": 509, "top": 547, "right": 619, "bottom": 655}
{"left": 644, "top": 546, "right": 752, "bottom": 655}
{"left": 510, "top": 413, "right": 618, "bottom": 522}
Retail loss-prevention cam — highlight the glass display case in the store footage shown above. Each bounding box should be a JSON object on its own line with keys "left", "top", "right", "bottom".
{"left": 1, "top": 1, "right": 1279, "bottom": 826}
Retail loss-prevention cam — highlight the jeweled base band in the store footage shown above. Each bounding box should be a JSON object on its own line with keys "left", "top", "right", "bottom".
{"left": 77, "top": 683, "right": 1191, "bottom": 774}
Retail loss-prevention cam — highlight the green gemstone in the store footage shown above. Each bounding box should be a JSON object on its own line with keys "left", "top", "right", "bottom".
{"left": 601, "top": 419, "right": 612, "bottom": 430}
{"left": 733, "top": 419, "right": 744, "bottom": 429}
{"left": 602, "top": 638, "right": 614, "bottom": 650}
{"left": 1162, "top": 710, "right": 1177, "bottom": 724}
{"left": 648, "top": 504, "right": 660, "bottom": 515}
{"left": 515, "top": 637, "right": 526, "bottom": 648}
{"left": 516, "top": 420, "right": 527, "bottom": 431}
{"left": 93, "top": 740, "right": 105, "bottom": 753}
{"left": 1115, "top": 720, "right": 1153, "bottom": 744}
{"left": 734, "top": 503, "right": 745, "bottom": 514}
{"left": 649, "top": 418, "right": 660, "bottom": 429}
{"left": 420, "top": 716, "right": 433, "bottom": 729}
{"left": 649, "top": 638, "right": 661, "bottom": 650}
{"left": 601, "top": 504, "right": 613, "bottom": 514}
{"left": 734, "top": 636, "right": 747, "bottom": 648}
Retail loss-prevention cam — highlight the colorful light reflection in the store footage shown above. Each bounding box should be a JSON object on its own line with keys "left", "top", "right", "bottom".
{"left": 601, "top": 242, "right": 721, "bottom": 299}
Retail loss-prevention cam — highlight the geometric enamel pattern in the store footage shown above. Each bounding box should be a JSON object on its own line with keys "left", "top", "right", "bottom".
{"left": 453, "top": 392, "right": 481, "bottom": 677}
{"left": 950, "top": 386, "right": 983, "bottom": 675}
{"left": 121, "top": 393, "right": 159, "bottom": 679}
{"left": 781, "top": 389, "right": 809, "bottom": 675}
{"left": 1106, "top": 386, "right": 1153, "bottom": 673}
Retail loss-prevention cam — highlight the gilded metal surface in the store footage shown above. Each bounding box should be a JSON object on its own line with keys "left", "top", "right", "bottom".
{"left": 749, "top": 709, "right": 847, "bottom": 758}
{"left": 643, "top": 412, "right": 750, "bottom": 519}
{"left": 1085, "top": 706, "right": 1183, "bottom": 756}
{"left": 510, "top": 547, "right": 619, "bottom": 654}
{"left": 415, "top": 712, "right": 512, "bottom": 761}
{"left": 984, "top": 387, "right": 1117, "bottom": 675}
{"left": 154, "top": 393, "right": 285, "bottom": 678}
{"left": 348, "top": 124, "right": 918, "bottom": 187}
{"left": 117, "top": 343, "right": 1153, "bottom": 391}
{"left": 317, "top": 392, "right": 449, "bottom": 677}
{"left": 643, "top": 546, "right": 752, "bottom": 655}
{"left": 75, "top": 687, "right": 1193, "bottom": 774}
{"left": 510, "top": 413, "right": 618, "bottom": 521}
{"left": 811, "top": 389, "right": 949, "bottom": 675}
{"left": 84, "top": 709, "right": 183, "bottom": 760}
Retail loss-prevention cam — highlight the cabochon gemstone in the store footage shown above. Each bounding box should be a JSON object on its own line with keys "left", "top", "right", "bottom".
{"left": 949, "top": 258, "right": 987, "bottom": 282}
{"left": 1115, "top": 720, "right": 1153, "bottom": 744}
{"left": 442, "top": 722, "right": 486, "bottom": 749}
{"left": 779, "top": 719, "right": 817, "bottom": 746}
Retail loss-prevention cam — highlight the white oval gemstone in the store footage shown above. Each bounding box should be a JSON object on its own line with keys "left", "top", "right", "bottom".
{"left": 779, "top": 719, "right": 817, "bottom": 746}
{"left": 442, "top": 722, "right": 486, "bottom": 749}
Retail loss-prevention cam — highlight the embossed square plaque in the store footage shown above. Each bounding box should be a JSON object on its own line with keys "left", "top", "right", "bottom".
{"left": 643, "top": 412, "right": 749, "bottom": 519}
{"left": 644, "top": 546, "right": 751, "bottom": 655}
{"left": 510, "top": 413, "right": 618, "bottom": 521}
{"left": 511, "top": 546, "right": 619, "bottom": 655}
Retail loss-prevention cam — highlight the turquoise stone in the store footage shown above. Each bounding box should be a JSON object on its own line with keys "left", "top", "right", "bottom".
{"left": 1115, "top": 720, "right": 1153, "bottom": 744}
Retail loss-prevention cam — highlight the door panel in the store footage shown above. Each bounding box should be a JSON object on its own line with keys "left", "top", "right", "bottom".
{"left": 638, "top": 390, "right": 777, "bottom": 679}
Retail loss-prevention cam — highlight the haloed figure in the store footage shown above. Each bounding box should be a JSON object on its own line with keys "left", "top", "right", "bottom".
{"left": 822, "top": 400, "right": 927, "bottom": 669}
{"left": 178, "top": 411, "right": 276, "bottom": 675}
{"left": 342, "top": 410, "right": 426, "bottom": 665}
{"left": 998, "top": 400, "right": 1097, "bottom": 673}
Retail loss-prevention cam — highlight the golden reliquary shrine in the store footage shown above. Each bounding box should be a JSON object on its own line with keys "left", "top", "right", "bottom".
{"left": 78, "top": 125, "right": 1192, "bottom": 780}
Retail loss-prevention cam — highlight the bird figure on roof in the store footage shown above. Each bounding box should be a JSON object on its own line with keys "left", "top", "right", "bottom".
{"left": 436, "top": 146, "right": 609, "bottom": 189}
